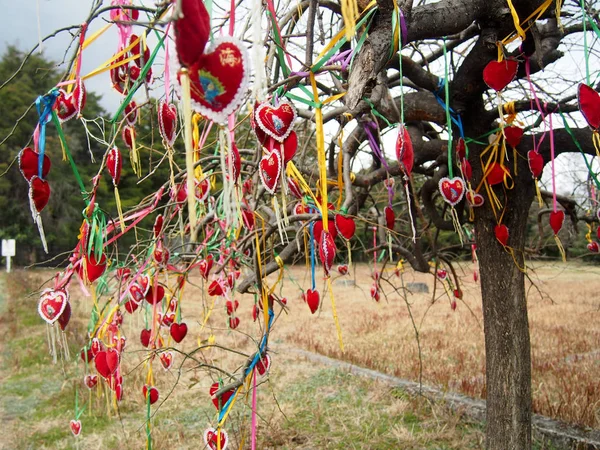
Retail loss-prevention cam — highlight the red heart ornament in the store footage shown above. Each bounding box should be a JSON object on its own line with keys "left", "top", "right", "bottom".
{"left": 173, "top": 0, "right": 211, "bottom": 67}
{"left": 438, "top": 177, "right": 465, "bottom": 206}
{"left": 158, "top": 101, "right": 178, "bottom": 147}
{"left": 288, "top": 177, "right": 303, "bottom": 199}
{"left": 384, "top": 206, "right": 395, "bottom": 230}
{"left": 140, "top": 329, "right": 151, "bottom": 347}
{"left": 170, "top": 322, "right": 188, "bottom": 343}
{"left": 495, "top": 224, "right": 509, "bottom": 246}
{"left": 455, "top": 138, "right": 466, "bottom": 160}
{"left": 204, "top": 428, "right": 229, "bottom": 450}
{"left": 282, "top": 131, "right": 298, "bottom": 163}
{"left": 229, "top": 317, "right": 240, "bottom": 329}
{"left": 549, "top": 210, "right": 565, "bottom": 235}
{"left": 84, "top": 374, "right": 98, "bottom": 389}
{"left": 226, "top": 300, "right": 239, "bottom": 315}
{"left": 395, "top": 124, "right": 414, "bottom": 176}
{"left": 305, "top": 289, "right": 320, "bottom": 314}
{"left": 70, "top": 419, "right": 82, "bottom": 437}
{"left": 208, "top": 280, "right": 224, "bottom": 296}
{"left": 337, "top": 264, "right": 349, "bottom": 275}
{"left": 528, "top": 151, "right": 544, "bottom": 179}
{"left": 335, "top": 214, "right": 356, "bottom": 240}
{"left": 124, "top": 101, "right": 138, "bottom": 126}
{"left": 578, "top": 83, "right": 600, "bottom": 131}
{"left": 483, "top": 59, "right": 519, "bottom": 91}
{"left": 19, "top": 147, "right": 50, "bottom": 181}
{"left": 153, "top": 214, "right": 164, "bottom": 238}
{"left": 95, "top": 349, "right": 119, "bottom": 379}
{"left": 504, "top": 126, "right": 524, "bottom": 147}
{"left": 107, "top": 147, "right": 122, "bottom": 186}
{"left": 199, "top": 255, "right": 214, "bottom": 280}
{"left": 56, "top": 80, "right": 86, "bottom": 122}
{"left": 461, "top": 159, "right": 472, "bottom": 180}
{"left": 312, "top": 218, "right": 337, "bottom": 244}
{"left": 186, "top": 37, "right": 249, "bottom": 124}
{"left": 122, "top": 125, "right": 135, "bottom": 149}
{"left": 84, "top": 253, "right": 107, "bottom": 283}
{"left": 259, "top": 149, "right": 282, "bottom": 194}
{"left": 486, "top": 162, "right": 510, "bottom": 186}
{"left": 57, "top": 301, "right": 72, "bottom": 331}
{"left": 210, "top": 383, "right": 235, "bottom": 410}
{"left": 195, "top": 178, "right": 211, "bottom": 202}
{"left": 370, "top": 284, "right": 380, "bottom": 302}
{"left": 255, "top": 100, "right": 297, "bottom": 142}
{"left": 143, "top": 385, "right": 159, "bottom": 405}
{"left": 29, "top": 176, "right": 51, "bottom": 213}
{"left": 587, "top": 241, "right": 599, "bottom": 253}
{"left": 160, "top": 352, "right": 173, "bottom": 370}
{"left": 145, "top": 284, "right": 165, "bottom": 304}
{"left": 466, "top": 191, "right": 484, "bottom": 207}
{"left": 256, "top": 354, "right": 271, "bottom": 376}
{"left": 38, "top": 288, "right": 68, "bottom": 324}
{"left": 319, "top": 231, "right": 336, "bottom": 275}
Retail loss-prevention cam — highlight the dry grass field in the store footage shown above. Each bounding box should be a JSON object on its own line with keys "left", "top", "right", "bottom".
{"left": 0, "top": 261, "right": 597, "bottom": 449}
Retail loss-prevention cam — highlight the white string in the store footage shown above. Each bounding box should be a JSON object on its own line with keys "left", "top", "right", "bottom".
{"left": 36, "top": 0, "right": 43, "bottom": 54}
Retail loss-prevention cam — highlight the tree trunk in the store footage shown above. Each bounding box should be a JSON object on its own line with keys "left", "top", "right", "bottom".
{"left": 474, "top": 148, "right": 535, "bottom": 449}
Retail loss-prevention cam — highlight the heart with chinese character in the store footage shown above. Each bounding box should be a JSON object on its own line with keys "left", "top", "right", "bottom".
{"left": 19, "top": 147, "right": 50, "bottom": 182}
{"left": 186, "top": 37, "right": 249, "bottom": 124}
{"left": 438, "top": 177, "right": 465, "bottom": 206}
{"left": 204, "top": 428, "right": 229, "bottom": 450}
{"left": 158, "top": 101, "right": 178, "bottom": 147}
{"left": 578, "top": 83, "right": 600, "bottom": 131}
{"left": 255, "top": 100, "right": 297, "bottom": 142}
{"left": 259, "top": 149, "right": 282, "bottom": 194}
{"left": 483, "top": 59, "right": 518, "bottom": 91}
{"left": 29, "top": 176, "right": 51, "bottom": 213}
{"left": 38, "top": 289, "right": 68, "bottom": 324}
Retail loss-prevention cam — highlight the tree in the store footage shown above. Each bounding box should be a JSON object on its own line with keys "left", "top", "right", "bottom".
{"left": 4, "top": 1, "right": 599, "bottom": 449}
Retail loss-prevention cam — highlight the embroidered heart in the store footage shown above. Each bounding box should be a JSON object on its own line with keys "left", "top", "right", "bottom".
{"left": 528, "top": 151, "right": 544, "bottom": 179}
{"left": 335, "top": 214, "right": 356, "bottom": 240}
{"left": 107, "top": 147, "right": 122, "bottom": 186}
{"left": 160, "top": 352, "right": 173, "bottom": 370}
{"left": 199, "top": 255, "right": 214, "bottom": 279}
{"left": 161, "top": 312, "right": 176, "bottom": 327}
{"left": 466, "top": 191, "right": 484, "bottom": 207}
{"left": 38, "top": 289, "right": 68, "bottom": 324}
{"left": 438, "top": 177, "right": 465, "bottom": 206}
{"left": 486, "top": 162, "right": 510, "bottom": 186}
{"left": 259, "top": 149, "right": 282, "bottom": 194}
{"left": 128, "top": 284, "right": 146, "bottom": 304}
{"left": 495, "top": 224, "right": 509, "bottom": 246}
{"left": 195, "top": 178, "right": 211, "bottom": 202}
{"left": 56, "top": 80, "right": 86, "bottom": 122}
{"left": 57, "top": 301, "right": 72, "bottom": 331}
{"left": 483, "top": 59, "right": 519, "bottom": 91}
{"left": 255, "top": 100, "right": 297, "bottom": 142}
{"left": 282, "top": 131, "right": 298, "bottom": 163}
{"left": 204, "top": 428, "right": 229, "bottom": 450}
{"left": 384, "top": 206, "right": 395, "bottom": 230}
{"left": 256, "top": 354, "right": 271, "bottom": 376}
{"left": 140, "top": 328, "right": 151, "bottom": 347}
{"left": 91, "top": 338, "right": 103, "bottom": 356}
{"left": 84, "top": 253, "right": 107, "bottom": 283}
{"left": 337, "top": 264, "right": 349, "bottom": 275}
{"left": 549, "top": 210, "right": 565, "bottom": 235}
{"left": 504, "top": 126, "right": 523, "bottom": 147}
{"left": 319, "top": 231, "right": 336, "bottom": 275}
{"left": 226, "top": 300, "right": 239, "bottom": 315}
{"left": 95, "top": 349, "right": 119, "bottom": 379}
{"left": 210, "top": 383, "right": 235, "bottom": 410}
{"left": 186, "top": 37, "right": 249, "bottom": 124}
{"left": 153, "top": 242, "right": 170, "bottom": 264}
{"left": 578, "top": 83, "right": 600, "bottom": 131}
{"left": 395, "top": 124, "right": 414, "bottom": 176}
{"left": 173, "top": 0, "right": 211, "bottom": 67}
{"left": 143, "top": 385, "right": 159, "bottom": 405}
{"left": 29, "top": 176, "right": 51, "bottom": 213}
{"left": 158, "top": 101, "right": 178, "bottom": 147}
{"left": 305, "top": 289, "right": 320, "bottom": 314}
{"left": 70, "top": 419, "right": 82, "bottom": 437}
{"left": 229, "top": 317, "right": 240, "bottom": 329}
{"left": 587, "top": 241, "right": 599, "bottom": 253}
{"left": 170, "top": 322, "right": 188, "bottom": 343}
{"left": 84, "top": 374, "right": 98, "bottom": 389}
{"left": 19, "top": 147, "right": 50, "bottom": 181}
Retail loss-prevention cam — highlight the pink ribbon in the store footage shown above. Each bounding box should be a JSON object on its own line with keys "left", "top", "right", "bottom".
{"left": 251, "top": 369, "right": 258, "bottom": 450}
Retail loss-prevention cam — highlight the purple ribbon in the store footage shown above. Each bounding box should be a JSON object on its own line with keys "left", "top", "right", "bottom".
{"left": 364, "top": 121, "right": 390, "bottom": 173}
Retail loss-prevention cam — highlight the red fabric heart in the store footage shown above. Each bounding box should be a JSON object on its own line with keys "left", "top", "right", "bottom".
{"left": 153, "top": 241, "right": 170, "bottom": 264}
{"left": 288, "top": 178, "right": 302, "bottom": 199}
{"left": 158, "top": 101, "right": 178, "bottom": 147}
{"left": 312, "top": 218, "right": 337, "bottom": 244}
{"left": 145, "top": 284, "right": 165, "bottom": 304}
{"left": 460, "top": 159, "right": 472, "bottom": 180}
{"left": 187, "top": 37, "right": 249, "bottom": 124}
{"left": 199, "top": 255, "right": 214, "bottom": 279}
{"left": 84, "top": 374, "right": 98, "bottom": 389}
{"left": 438, "top": 177, "right": 465, "bottom": 206}
{"left": 19, "top": 147, "right": 50, "bottom": 181}
{"left": 210, "top": 383, "right": 234, "bottom": 410}
{"left": 549, "top": 210, "right": 565, "bottom": 235}
{"left": 319, "top": 231, "right": 336, "bottom": 275}
{"left": 229, "top": 317, "right": 240, "bottom": 329}
{"left": 170, "top": 322, "right": 188, "bottom": 343}
{"left": 259, "top": 149, "right": 282, "bottom": 194}
{"left": 173, "top": 0, "right": 210, "bottom": 67}
{"left": 578, "top": 83, "right": 600, "bottom": 131}
{"left": 140, "top": 329, "right": 151, "bottom": 347}
{"left": 282, "top": 131, "right": 298, "bottom": 163}
{"left": 305, "top": 289, "right": 320, "bottom": 314}
{"left": 370, "top": 284, "right": 380, "bottom": 302}
{"left": 122, "top": 125, "right": 135, "bottom": 149}
{"left": 483, "top": 59, "right": 518, "bottom": 91}
{"left": 504, "top": 126, "right": 524, "bottom": 147}
{"left": 204, "top": 428, "right": 229, "bottom": 450}
{"left": 124, "top": 300, "right": 139, "bottom": 314}
{"left": 95, "top": 349, "right": 119, "bottom": 379}
{"left": 29, "top": 176, "right": 51, "bottom": 213}
{"left": 466, "top": 191, "right": 484, "bottom": 207}
{"left": 57, "top": 301, "right": 71, "bottom": 331}
{"left": 588, "top": 241, "right": 599, "bottom": 253}
{"left": 38, "top": 288, "right": 68, "bottom": 324}
{"left": 107, "top": 147, "right": 122, "bottom": 185}
{"left": 91, "top": 338, "right": 103, "bottom": 356}
{"left": 153, "top": 215, "right": 164, "bottom": 238}
{"left": 124, "top": 101, "right": 138, "bottom": 126}
{"left": 455, "top": 138, "right": 466, "bottom": 160}
{"left": 384, "top": 206, "right": 395, "bottom": 230}
{"left": 337, "top": 264, "right": 349, "bottom": 275}
{"left": 335, "top": 214, "right": 355, "bottom": 240}
{"left": 486, "top": 162, "right": 510, "bottom": 186}
{"left": 208, "top": 280, "right": 224, "bottom": 296}
{"left": 255, "top": 100, "right": 297, "bottom": 142}
{"left": 528, "top": 151, "right": 544, "bottom": 179}
{"left": 226, "top": 300, "right": 239, "bottom": 315}
{"left": 395, "top": 124, "right": 414, "bottom": 176}
{"left": 160, "top": 351, "right": 173, "bottom": 370}
{"left": 143, "top": 385, "right": 159, "bottom": 405}
{"left": 437, "top": 269, "right": 447, "bottom": 280}
{"left": 494, "top": 224, "right": 509, "bottom": 246}
{"left": 81, "top": 346, "right": 94, "bottom": 363}
{"left": 195, "top": 178, "right": 211, "bottom": 202}
{"left": 70, "top": 419, "right": 82, "bottom": 437}
{"left": 56, "top": 80, "right": 86, "bottom": 122}
{"left": 161, "top": 312, "right": 176, "bottom": 327}
{"left": 84, "top": 253, "right": 107, "bottom": 283}
{"left": 256, "top": 354, "right": 271, "bottom": 376}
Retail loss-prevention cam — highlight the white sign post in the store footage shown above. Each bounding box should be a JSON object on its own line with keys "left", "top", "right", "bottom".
{"left": 2, "top": 239, "right": 16, "bottom": 273}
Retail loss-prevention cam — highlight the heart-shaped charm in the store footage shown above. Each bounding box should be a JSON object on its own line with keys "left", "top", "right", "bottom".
{"left": 438, "top": 177, "right": 465, "bottom": 206}
{"left": 208, "top": 280, "right": 224, "bottom": 296}
{"left": 160, "top": 351, "right": 174, "bottom": 370}
{"left": 84, "top": 374, "right": 98, "bottom": 389}
{"left": 395, "top": 124, "right": 414, "bottom": 176}
{"left": 460, "top": 159, "right": 472, "bottom": 180}
{"left": 337, "top": 264, "right": 349, "bottom": 275}
{"left": 143, "top": 385, "right": 159, "bottom": 404}
{"left": 204, "top": 428, "right": 229, "bottom": 450}
{"left": 437, "top": 269, "right": 447, "bottom": 280}
{"left": 122, "top": 125, "right": 135, "bottom": 149}
{"left": 495, "top": 224, "right": 509, "bottom": 246}
{"left": 578, "top": 83, "right": 600, "bottom": 131}
{"left": 225, "top": 300, "right": 239, "bottom": 315}
{"left": 259, "top": 149, "right": 282, "bottom": 194}
{"left": 145, "top": 284, "right": 165, "bottom": 304}
{"left": 19, "top": 147, "right": 51, "bottom": 182}
{"left": 70, "top": 419, "right": 82, "bottom": 437}
{"left": 256, "top": 354, "right": 271, "bottom": 376}
{"left": 335, "top": 214, "right": 356, "bottom": 240}
{"left": 466, "top": 191, "right": 484, "bottom": 207}
{"left": 107, "top": 147, "right": 122, "bottom": 186}
{"left": 319, "top": 231, "right": 336, "bottom": 275}
{"left": 455, "top": 138, "right": 466, "bottom": 160}
{"left": 483, "top": 59, "right": 518, "bottom": 91}
{"left": 158, "top": 101, "right": 178, "bottom": 147}
{"left": 195, "top": 178, "right": 211, "bottom": 202}
{"left": 38, "top": 288, "right": 69, "bottom": 324}
{"left": 210, "top": 383, "right": 235, "bottom": 409}
{"left": 124, "top": 101, "right": 138, "bottom": 126}
{"left": 305, "top": 289, "right": 320, "bottom": 314}
{"left": 384, "top": 206, "right": 395, "bottom": 230}
{"left": 528, "top": 151, "right": 544, "bottom": 179}
{"left": 486, "top": 162, "right": 510, "bottom": 186}
{"left": 282, "top": 131, "right": 298, "bottom": 163}
{"left": 84, "top": 252, "right": 107, "bottom": 283}
{"left": 504, "top": 126, "right": 523, "bottom": 147}
{"left": 140, "top": 328, "right": 151, "bottom": 347}
{"left": 29, "top": 176, "right": 51, "bottom": 213}
{"left": 587, "top": 241, "right": 599, "bottom": 253}
{"left": 173, "top": 0, "right": 211, "bottom": 67}
{"left": 255, "top": 100, "right": 297, "bottom": 142}
{"left": 170, "top": 322, "right": 188, "bottom": 343}
{"left": 370, "top": 284, "right": 380, "bottom": 302}
{"left": 56, "top": 80, "right": 86, "bottom": 122}
{"left": 199, "top": 255, "right": 214, "bottom": 279}
{"left": 95, "top": 348, "right": 119, "bottom": 379}
{"left": 153, "top": 214, "right": 164, "bottom": 238}
{"left": 57, "top": 301, "right": 72, "bottom": 331}
{"left": 288, "top": 177, "right": 303, "bottom": 199}
{"left": 229, "top": 317, "right": 241, "bottom": 329}
{"left": 186, "top": 36, "right": 249, "bottom": 124}
{"left": 549, "top": 210, "right": 565, "bottom": 235}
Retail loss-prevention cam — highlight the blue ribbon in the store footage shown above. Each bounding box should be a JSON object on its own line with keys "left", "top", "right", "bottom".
{"left": 434, "top": 78, "right": 465, "bottom": 139}
{"left": 35, "top": 89, "right": 60, "bottom": 178}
